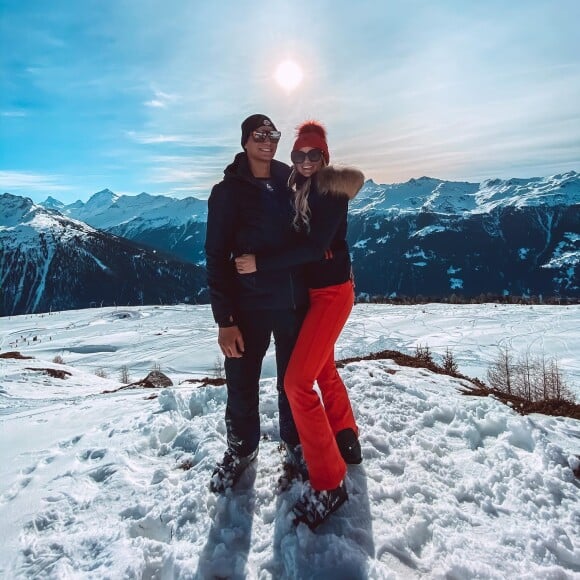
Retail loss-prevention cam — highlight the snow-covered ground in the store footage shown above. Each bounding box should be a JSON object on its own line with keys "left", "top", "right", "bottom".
{"left": 1, "top": 304, "right": 579, "bottom": 579}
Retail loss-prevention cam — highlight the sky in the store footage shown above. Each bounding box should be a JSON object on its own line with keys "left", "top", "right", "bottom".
{"left": 1, "top": 0, "right": 580, "bottom": 203}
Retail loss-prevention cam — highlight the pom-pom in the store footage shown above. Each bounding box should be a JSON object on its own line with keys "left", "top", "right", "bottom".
{"left": 295, "top": 121, "right": 327, "bottom": 140}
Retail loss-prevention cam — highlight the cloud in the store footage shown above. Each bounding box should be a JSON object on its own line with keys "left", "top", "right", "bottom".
{"left": 157, "top": 184, "right": 212, "bottom": 199}
{"left": 1, "top": 111, "right": 27, "bottom": 117}
{"left": 144, "top": 89, "right": 179, "bottom": 109}
{"left": 0, "top": 171, "right": 76, "bottom": 193}
{"left": 144, "top": 99, "right": 165, "bottom": 108}
{"left": 125, "top": 131, "right": 194, "bottom": 145}
{"left": 144, "top": 154, "right": 226, "bottom": 199}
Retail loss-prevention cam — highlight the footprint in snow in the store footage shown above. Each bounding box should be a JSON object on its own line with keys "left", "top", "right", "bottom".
{"left": 78, "top": 448, "right": 107, "bottom": 461}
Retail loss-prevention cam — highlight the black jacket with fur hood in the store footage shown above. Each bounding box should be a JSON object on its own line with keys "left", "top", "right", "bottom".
{"left": 256, "top": 165, "right": 365, "bottom": 289}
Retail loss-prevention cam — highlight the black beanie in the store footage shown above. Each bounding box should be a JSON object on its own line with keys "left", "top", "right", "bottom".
{"left": 241, "top": 114, "right": 277, "bottom": 148}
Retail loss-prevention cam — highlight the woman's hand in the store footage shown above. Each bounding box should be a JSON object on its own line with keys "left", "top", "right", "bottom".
{"left": 235, "top": 254, "right": 257, "bottom": 274}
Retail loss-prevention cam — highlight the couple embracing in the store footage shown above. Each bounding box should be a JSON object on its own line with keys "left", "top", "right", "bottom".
{"left": 204, "top": 113, "right": 365, "bottom": 530}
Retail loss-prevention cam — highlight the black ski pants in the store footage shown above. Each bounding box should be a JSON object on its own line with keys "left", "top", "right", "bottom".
{"left": 224, "top": 307, "right": 306, "bottom": 457}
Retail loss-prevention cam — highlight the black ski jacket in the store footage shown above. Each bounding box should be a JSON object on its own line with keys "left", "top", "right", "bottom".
{"left": 255, "top": 166, "right": 365, "bottom": 288}
{"left": 205, "top": 152, "right": 308, "bottom": 326}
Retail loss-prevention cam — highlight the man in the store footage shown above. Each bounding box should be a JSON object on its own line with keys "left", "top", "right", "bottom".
{"left": 205, "top": 114, "right": 309, "bottom": 493}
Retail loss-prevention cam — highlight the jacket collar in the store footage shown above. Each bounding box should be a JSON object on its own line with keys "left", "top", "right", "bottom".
{"left": 224, "top": 152, "right": 290, "bottom": 187}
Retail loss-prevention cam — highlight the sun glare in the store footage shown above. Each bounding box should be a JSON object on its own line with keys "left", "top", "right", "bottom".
{"left": 274, "top": 60, "right": 303, "bottom": 92}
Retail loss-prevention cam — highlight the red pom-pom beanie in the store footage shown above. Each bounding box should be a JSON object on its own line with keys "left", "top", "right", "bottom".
{"left": 292, "top": 121, "right": 330, "bottom": 164}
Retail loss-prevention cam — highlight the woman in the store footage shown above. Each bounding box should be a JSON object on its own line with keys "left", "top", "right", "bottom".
{"left": 235, "top": 121, "right": 364, "bottom": 529}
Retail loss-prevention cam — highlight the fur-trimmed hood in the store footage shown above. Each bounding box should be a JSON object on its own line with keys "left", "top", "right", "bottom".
{"left": 316, "top": 166, "right": 365, "bottom": 200}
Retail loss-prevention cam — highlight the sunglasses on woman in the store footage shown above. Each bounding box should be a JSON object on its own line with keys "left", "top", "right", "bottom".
{"left": 252, "top": 130, "right": 282, "bottom": 143}
{"left": 291, "top": 149, "right": 323, "bottom": 164}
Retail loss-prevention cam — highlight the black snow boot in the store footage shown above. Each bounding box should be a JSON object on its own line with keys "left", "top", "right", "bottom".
{"left": 336, "top": 428, "right": 362, "bottom": 464}
{"left": 209, "top": 447, "right": 258, "bottom": 493}
{"left": 292, "top": 480, "right": 348, "bottom": 530}
{"left": 278, "top": 443, "right": 309, "bottom": 492}
{"left": 285, "top": 443, "right": 309, "bottom": 480}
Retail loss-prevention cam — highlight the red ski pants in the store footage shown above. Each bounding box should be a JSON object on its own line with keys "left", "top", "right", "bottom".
{"left": 284, "top": 279, "right": 358, "bottom": 491}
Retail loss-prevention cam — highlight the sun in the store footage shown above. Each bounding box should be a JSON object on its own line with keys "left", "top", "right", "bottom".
{"left": 274, "top": 59, "right": 303, "bottom": 92}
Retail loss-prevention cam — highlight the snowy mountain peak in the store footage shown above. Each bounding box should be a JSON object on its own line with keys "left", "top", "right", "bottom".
{"left": 1, "top": 192, "right": 207, "bottom": 315}
{"left": 34, "top": 189, "right": 208, "bottom": 234}
{"left": 474, "top": 170, "right": 580, "bottom": 212}
{"left": 352, "top": 176, "right": 479, "bottom": 215}
{"left": 407, "top": 176, "right": 443, "bottom": 185}
{"left": 0, "top": 192, "right": 98, "bottom": 240}
{"left": 86, "top": 188, "right": 119, "bottom": 208}
{"left": 42, "top": 195, "right": 65, "bottom": 210}
{"left": 0, "top": 193, "right": 37, "bottom": 226}
{"left": 352, "top": 170, "right": 580, "bottom": 216}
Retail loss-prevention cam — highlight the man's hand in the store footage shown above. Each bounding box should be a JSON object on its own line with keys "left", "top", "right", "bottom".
{"left": 235, "top": 254, "right": 257, "bottom": 274}
{"left": 218, "top": 326, "right": 245, "bottom": 358}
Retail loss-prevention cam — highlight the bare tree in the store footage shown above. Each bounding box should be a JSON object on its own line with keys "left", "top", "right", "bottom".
{"left": 539, "top": 354, "right": 550, "bottom": 400}
{"left": 513, "top": 350, "right": 537, "bottom": 401}
{"left": 487, "top": 346, "right": 575, "bottom": 403}
{"left": 119, "top": 365, "right": 131, "bottom": 384}
{"left": 213, "top": 355, "right": 225, "bottom": 380}
{"left": 487, "top": 346, "right": 514, "bottom": 395}
{"left": 546, "top": 358, "right": 573, "bottom": 402}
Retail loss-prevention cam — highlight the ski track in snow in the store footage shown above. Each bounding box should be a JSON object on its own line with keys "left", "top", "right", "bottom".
{"left": 0, "top": 304, "right": 579, "bottom": 579}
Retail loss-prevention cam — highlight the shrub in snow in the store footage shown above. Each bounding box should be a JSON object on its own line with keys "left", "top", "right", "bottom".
{"left": 415, "top": 344, "right": 434, "bottom": 365}
{"left": 443, "top": 348, "right": 459, "bottom": 374}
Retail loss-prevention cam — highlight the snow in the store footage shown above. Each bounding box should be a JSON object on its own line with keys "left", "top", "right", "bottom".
{"left": 1, "top": 304, "right": 579, "bottom": 578}
{"left": 350, "top": 171, "right": 580, "bottom": 217}
{"left": 85, "top": 252, "right": 109, "bottom": 272}
{"left": 404, "top": 248, "right": 431, "bottom": 261}
{"left": 411, "top": 225, "right": 447, "bottom": 238}
{"left": 544, "top": 234, "right": 580, "bottom": 269}
{"left": 351, "top": 177, "right": 451, "bottom": 216}
{"left": 542, "top": 233, "right": 580, "bottom": 292}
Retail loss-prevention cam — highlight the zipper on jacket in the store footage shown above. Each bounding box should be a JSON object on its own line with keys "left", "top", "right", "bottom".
{"left": 290, "top": 271, "right": 296, "bottom": 309}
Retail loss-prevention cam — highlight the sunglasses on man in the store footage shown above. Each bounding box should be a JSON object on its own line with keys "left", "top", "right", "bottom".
{"left": 290, "top": 149, "right": 323, "bottom": 164}
{"left": 252, "top": 130, "right": 282, "bottom": 143}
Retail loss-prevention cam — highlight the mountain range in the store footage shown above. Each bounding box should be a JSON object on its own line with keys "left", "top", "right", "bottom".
{"left": 1, "top": 170, "right": 578, "bottom": 315}
{"left": 346, "top": 172, "right": 579, "bottom": 298}
{"left": 44, "top": 189, "right": 208, "bottom": 265}
{"left": 0, "top": 194, "right": 207, "bottom": 316}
